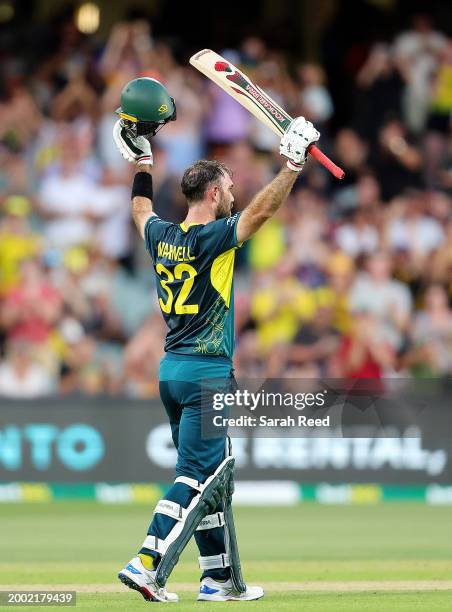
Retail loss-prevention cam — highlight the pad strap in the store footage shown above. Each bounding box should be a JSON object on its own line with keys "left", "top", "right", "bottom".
{"left": 196, "top": 512, "right": 225, "bottom": 531}
{"left": 142, "top": 535, "right": 169, "bottom": 555}
{"left": 198, "top": 553, "right": 230, "bottom": 570}
{"left": 154, "top": 500, "right": 184, "bottom": 521}
{"left": 225, "top": 435, "right": 232, "bottom": 458}
{"left": 174, "top": 476, "right": 202, "bottom": 491}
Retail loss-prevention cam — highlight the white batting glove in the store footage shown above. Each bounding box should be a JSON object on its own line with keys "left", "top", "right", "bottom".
{"left": 113, "top": 120, "right": 153, "bottom": 165}
{"left": 280, "top": 116, "right": 320, "bottom": 172}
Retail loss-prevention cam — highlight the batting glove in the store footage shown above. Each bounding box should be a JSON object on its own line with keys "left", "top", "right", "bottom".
{"left": 280, "top": 116, "right": 320, "bottom": 172}
{"left": 113, "top": 120, "right": 153, "bottom": 165}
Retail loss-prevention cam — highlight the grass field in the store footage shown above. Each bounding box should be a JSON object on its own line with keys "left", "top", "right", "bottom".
{"left": 0, "top": 501, "right": 451, "bottom": 610}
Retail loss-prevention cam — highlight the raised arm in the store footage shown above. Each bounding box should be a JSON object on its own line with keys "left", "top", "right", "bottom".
{"left": 236, "top": 116, "right": 320, "bottom": 243}
{"left": 131, "top": 164, "right": 155, "bottom": 239}
{"left": 236, "top": 167, "right": 297, "bottom": 243}
{"left": 113, "top": 121, "right": 155, "bottom": 239}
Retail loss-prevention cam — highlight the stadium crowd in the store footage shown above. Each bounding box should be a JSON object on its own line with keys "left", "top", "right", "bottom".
{"left": 0, "top": 14, "right": 451, "bottom": 397}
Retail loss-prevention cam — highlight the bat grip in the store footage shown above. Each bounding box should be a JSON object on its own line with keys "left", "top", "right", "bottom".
{"left": 308, "top": 144, "right": 345, "bottom": 180}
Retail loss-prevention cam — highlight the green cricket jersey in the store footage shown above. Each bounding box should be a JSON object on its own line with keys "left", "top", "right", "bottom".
{"left": 144, "top": 213, "right": 243, "bottom": 361}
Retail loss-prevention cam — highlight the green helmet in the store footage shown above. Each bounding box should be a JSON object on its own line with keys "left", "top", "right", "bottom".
{"left": 116, "top": 77, "right": 176, "bottom": 138}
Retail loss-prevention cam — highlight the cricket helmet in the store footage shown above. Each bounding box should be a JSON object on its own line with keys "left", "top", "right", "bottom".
{"left": 116, "top": 77, "right": 176, "bottom": 138}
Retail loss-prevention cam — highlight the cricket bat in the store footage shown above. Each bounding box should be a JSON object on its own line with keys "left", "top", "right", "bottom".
{"left": 190, "top": 49, "right": 345, "bottom": 180}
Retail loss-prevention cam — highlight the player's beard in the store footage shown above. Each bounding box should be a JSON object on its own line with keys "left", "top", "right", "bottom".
{"left": 215, "top": 189, "right": 232, "bottom": 219}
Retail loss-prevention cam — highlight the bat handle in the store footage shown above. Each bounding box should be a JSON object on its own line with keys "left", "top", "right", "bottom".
{"left": 308, "top": 144, "right": 345, "bottom": 180}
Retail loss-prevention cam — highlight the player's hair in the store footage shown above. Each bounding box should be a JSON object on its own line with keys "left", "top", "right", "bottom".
{"left": 181, "top": 160, "right": 232, "bottom": 203}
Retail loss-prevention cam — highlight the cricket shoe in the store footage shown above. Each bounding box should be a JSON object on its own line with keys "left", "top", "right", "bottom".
{"left": 118, "top": 556, "right": 178, "bottom": 603}
{"left": 197, "top": 577, "right": 264, "bottom": 601}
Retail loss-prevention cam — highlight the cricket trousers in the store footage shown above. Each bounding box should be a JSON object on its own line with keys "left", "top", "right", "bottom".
{"left": 140, "top": 352, "right": 234, "bottom": 581}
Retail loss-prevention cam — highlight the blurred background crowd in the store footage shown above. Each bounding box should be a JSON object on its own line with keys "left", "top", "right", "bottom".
{"left": 0, "top": 1, "right": 452, "bottom": 398}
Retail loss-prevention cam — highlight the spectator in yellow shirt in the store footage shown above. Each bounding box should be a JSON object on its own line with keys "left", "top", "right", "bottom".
{"left": 0, "top": 195, "right": 41, "bottom": 294}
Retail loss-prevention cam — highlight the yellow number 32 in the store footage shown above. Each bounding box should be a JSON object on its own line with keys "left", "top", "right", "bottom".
{"left": 156, "top": 263, "right": 199, "bottom": 315}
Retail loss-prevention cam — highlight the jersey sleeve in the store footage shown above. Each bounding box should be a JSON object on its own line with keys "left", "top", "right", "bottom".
{"left": 143, "top": 215, "right": 168, "bottom": 261}
{"left": 198, "top": 212, "right": 243, "bottom": 259}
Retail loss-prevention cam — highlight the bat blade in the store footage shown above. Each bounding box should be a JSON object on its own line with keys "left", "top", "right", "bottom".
{"left": 190, "top": 48, "right": 290, "bottom": 136}
{"left": 189, "top": 49, "right": 345, "bottom": 180}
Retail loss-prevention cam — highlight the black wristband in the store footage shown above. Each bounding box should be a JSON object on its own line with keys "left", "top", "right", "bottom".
{"left": 132, "top": 172, "right": 153, "bottom": 200}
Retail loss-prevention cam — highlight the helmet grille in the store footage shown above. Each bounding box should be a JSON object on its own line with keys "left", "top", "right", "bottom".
{"left": 120, "top": 119, "right": 169, "bottom": 139}
{"left": 136, "top": 120, "right": 165, "bottom": 137}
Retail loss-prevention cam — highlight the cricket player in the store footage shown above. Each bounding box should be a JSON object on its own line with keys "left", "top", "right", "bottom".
{"left": 112, "top": 77, "right": 319, "bottom": 603}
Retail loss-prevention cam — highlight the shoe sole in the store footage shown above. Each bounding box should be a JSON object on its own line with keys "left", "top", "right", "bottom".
{"left": 118, "top": 572, "right": 161, "bottom": 602}
{"left": 197, "top": 593, "right": 264, "bottom": 602}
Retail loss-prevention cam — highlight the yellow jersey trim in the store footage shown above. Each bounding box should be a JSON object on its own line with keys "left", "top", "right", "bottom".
{"left": 180, "top": 222, "right": 203, "bottom": 232}
{"left": 210, "top": 247, "right": 236, "bottom": 308}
